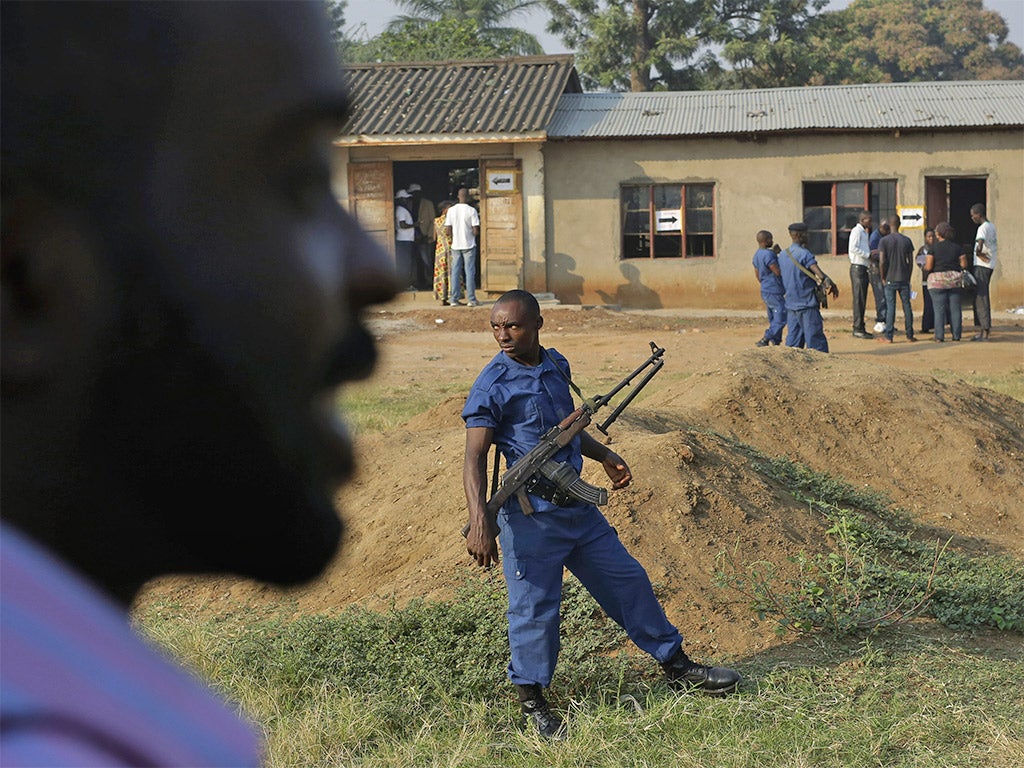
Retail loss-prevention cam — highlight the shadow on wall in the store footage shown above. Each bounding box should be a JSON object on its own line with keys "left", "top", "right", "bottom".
{"left": 597, "top": 262, "right": 663, "bottom": 309}
{"left": 550, "top": 252, "right": 585, "bottom": 304}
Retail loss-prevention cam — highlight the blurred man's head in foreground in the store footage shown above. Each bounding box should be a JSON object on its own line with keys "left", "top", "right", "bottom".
{"left": 2, "top": 1, "right": 396, "bottom": 602}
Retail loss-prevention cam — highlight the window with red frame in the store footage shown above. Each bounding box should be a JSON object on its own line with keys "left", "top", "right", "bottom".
{"left": 621, "top": 183, "right": 715, "bottom": 259}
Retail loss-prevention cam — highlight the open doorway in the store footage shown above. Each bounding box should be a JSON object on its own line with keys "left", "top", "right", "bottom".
{"left": 394, "top": 160, "right": 480, "bottom": 291}
{"left": 925, "top": 176, "right": 987, "bottom": 250}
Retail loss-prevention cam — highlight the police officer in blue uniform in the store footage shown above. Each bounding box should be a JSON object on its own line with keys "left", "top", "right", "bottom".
{"left": 778, "top": 223, "right": 839, "bottom": 352}
{"left": 752, "top": 230, "right": 787, "bottom": 346}
{"left": 462, "top": 290, "right": 740, "bottom": 739}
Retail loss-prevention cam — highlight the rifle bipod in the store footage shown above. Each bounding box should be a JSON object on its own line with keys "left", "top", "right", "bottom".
{"left": 592, "top": 341, "right": 665, "bottom": 434}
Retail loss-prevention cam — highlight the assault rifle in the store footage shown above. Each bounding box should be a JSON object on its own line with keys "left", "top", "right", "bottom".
{"left": 462, "top": 341, "right": 665, "bottom": 538}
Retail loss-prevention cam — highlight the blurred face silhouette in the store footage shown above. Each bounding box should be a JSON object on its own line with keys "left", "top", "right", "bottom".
{"left": 2, "top": 3, "right": 396, "bottom": 595}
{"left": 137, "top": 6, "right": 397, "bottom": 584}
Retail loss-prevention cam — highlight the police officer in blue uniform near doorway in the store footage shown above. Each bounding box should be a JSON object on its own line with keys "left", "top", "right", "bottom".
{"left": 461, "top": 290, "right": 741, "bottom": 740}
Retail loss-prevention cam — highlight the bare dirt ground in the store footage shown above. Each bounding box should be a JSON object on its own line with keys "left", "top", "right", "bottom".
{"left": 139, "top": 302, "right": 1024, "bottom": 660}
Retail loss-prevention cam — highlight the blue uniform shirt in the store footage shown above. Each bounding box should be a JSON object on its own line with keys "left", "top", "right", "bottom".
{"left": 778, "top": 245, "right": 820, "bottom": 311}
{"left": 462, "top": 347, "right": 581, "bottom": 515}
{"left": 752, "top": 247, "right": 784, "bottom": 296}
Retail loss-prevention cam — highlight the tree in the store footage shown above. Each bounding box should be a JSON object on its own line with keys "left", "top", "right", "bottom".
{"left": 544, "top": 0, "right": 829, "bottom": 91}
{"left": 387, "top": 0, "right": 545, "bottom": 56}
{"left": 544, "top": 0, "right": 1022, "bottom": 91}
{"left": 820, "top": 0, "right": 1024, "bottom": 83}
{"left": 324, "top": 0, "right": 356, "bottom": 61}
{"left": 545, "top": 0, "right": 718, "bottom": 91}
{"left": 347, "top": 16, "right": 529, "bottom": 62}
{"left": 711, "top": 0, "right": 834, "bottom": 88}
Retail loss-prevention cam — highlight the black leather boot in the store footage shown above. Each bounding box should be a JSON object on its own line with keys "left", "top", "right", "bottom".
{"left": 516, "top": 684, "right": 566, "bottom": 740}
{"left": 661, "top": 648, "right": 741, "bottom": 695}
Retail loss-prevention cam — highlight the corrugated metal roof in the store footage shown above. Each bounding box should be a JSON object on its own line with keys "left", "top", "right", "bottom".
{"left": 338, "top": 55, "right": 581, "bottom": 141}
{"left": 547, "top": 81, "right": 1024, "bottom": 138}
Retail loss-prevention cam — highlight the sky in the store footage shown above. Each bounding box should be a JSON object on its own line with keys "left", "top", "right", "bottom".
{"left": 342, "top": 0, "right": 1024, "bottom": 58}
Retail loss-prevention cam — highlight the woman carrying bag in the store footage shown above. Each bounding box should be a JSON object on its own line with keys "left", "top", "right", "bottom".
{"left": 924, "top": 222, "right": 968, "bottom": 342}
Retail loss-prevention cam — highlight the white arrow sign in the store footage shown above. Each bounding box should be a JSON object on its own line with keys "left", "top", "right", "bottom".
{"left": 655, "top": 209, "right": 681, "bottom": 232}
{"left": 898, "top": 206, "right": 925, "bottom": 229}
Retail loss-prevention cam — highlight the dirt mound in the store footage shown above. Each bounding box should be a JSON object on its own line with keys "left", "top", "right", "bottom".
{"left": 646, "top": 348, "right": 1024, "bottom": 553}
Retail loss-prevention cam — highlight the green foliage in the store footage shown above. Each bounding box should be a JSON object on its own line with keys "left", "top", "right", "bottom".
{"left": 715, "top": 0, "right": 836, "bottom": 88}
{"left": 824, "top": 0, "right": 1024, "bottom": 83}
{"left": 348, "top": 16, "right": 533, "bottom": 62}
{"left": 382, "top": 0, "right": 545, "bottom": 56}
{"left": 715, "top": 453, "right": 1024, "bottom": 637}
{"left": 545, "top": 0, "right": 716, "bottom": 91}
{"left": 543, "top": 0, "right": 1023, "bottom": 90}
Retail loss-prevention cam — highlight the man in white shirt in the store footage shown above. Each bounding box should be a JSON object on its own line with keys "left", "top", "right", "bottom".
{"left": 444, "top": 187, "right": 481, "bottom": 306}
{"left": 395, "top": 189, "right": 417, "bottom": 290}
{"left": 970, "top": 203, "right": 997, "bottom": 341}
{"left": 847, "top": 211, "right": 874, "bottom": 338}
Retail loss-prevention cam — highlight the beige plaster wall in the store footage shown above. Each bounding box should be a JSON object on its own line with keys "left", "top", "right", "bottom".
{"left": 515, "top": 142, "right": 547, "bottom": 293}
{"left": 543, "top": 130, "right": 1024, "bottom": 311}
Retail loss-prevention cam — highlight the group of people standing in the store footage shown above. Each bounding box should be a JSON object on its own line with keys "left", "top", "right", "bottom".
{"left": 754, "top": 205, "right": 998, "bottom": 351}
{"left": 395, "top": 185, "right": 480, "bottom": 306}
{"left": 848, "top": 204, "right": 997, "bottom": 343}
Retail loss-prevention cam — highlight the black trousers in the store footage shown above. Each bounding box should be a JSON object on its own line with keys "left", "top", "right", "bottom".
{"left": 973, "top": 265, "right": 994, "bottom": 331}
{"left": 850, "top": 263, "right": 870, "bottom": 332}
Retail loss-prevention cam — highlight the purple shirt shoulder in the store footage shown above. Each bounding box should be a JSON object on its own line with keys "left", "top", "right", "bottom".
{"left": 1, "top": 522, "right": 261, "bottom": 767}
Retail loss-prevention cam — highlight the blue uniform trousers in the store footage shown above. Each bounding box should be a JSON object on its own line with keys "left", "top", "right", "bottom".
{"left": 785, "top": 307, "right": 829, "bottom": 352}
{"left": 761, "top": 292, "right": 787, "bottom": 344}
{"left": 498, "top": 502, "right": 682, "bottom": 687}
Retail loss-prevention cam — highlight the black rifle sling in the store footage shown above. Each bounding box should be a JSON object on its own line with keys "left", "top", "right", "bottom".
{"left": 543, "top": 347, "right": 584, "bottom": 400}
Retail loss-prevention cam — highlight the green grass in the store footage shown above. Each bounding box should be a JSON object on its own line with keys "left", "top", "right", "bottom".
{"left": 139, "top": 588, "right": 1023, "bottom": 768}
{"left": 716, "top": 452, "right": 1024, "bottom": 635}
{"left": 337, "top": 380, "right": 471, "bottom": 434}
{"left": 929, "top": 365, "right": 1024, "bottom": 403}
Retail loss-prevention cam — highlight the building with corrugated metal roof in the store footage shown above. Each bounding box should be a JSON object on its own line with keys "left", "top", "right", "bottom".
{"left": 335, "top": 60, "right": 1023, "bottom": 311}
{"left": 335, "top": 56, "right": 580, "bottom": 296}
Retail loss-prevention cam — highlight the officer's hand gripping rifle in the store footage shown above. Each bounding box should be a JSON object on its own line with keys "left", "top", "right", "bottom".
{"left": 462, "top": 342, "right": 665, "bottom": 538}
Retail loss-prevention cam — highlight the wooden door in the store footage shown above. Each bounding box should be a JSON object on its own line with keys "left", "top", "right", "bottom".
{"left": 347, "top": 161, "right": 394, "bottom": 255}
{"left": 925, "top": 177, "right": 947, "bottom": 230}
{"left": 480, "top": 159, "right": 523, "bottom": 292}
